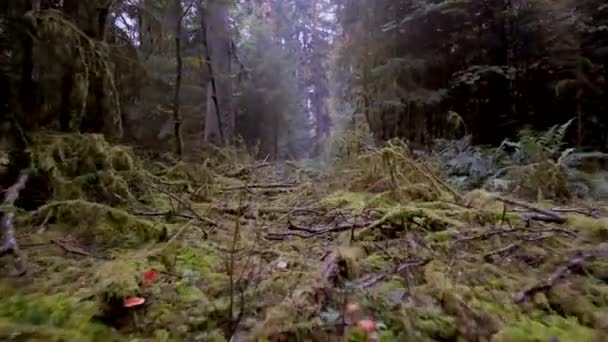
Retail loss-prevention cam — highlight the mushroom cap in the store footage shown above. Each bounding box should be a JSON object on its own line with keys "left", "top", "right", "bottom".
{"left": 356, "top": 319, "right": 377, "bottom": 333}
{"left": 123, "top": 296, "right": 146, "bottom": 308}
{"left": 143, "top": 269, "right": 159, "bottom": 286}
{"left": 346, "top": 303, "right": 360, "bottom": 314}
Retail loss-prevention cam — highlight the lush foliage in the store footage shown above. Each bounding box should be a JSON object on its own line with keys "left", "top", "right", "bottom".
{"left": 334, "top": 0, "right": 608, "bottom": 148}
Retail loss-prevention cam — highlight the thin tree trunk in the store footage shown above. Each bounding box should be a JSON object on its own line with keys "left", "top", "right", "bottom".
{"left": 202, "top": 0, "right": 233, "bottom": 145}
{"left": 19, "top": 1, "right": 36, "bottom": 128}
{"left": 173, "top": 0, "right": 184, "bottom": 157}
{"left": 200, "top": 1, "right": 224, "bottom": 144}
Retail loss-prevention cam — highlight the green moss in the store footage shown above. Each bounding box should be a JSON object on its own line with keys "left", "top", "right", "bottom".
{"left": 175, "top": 247, "right": 228, "bottom": 295}
{"left": 567, "top": 216, "right": 608, "bottom": 240}
{"left": 546, "top": 281, "right": 608, "bottom": 329}
{"left": 338, "top": 246, "right": 367, "bottom": 278}
{"left": 94, "top": 259, "right": 140, "bottom": 300}
{"left": 491, "top": 316, "right": 599, "bottom": 342}
{"left": 423, "top": 261, "right": 450, "bottom": 289}
{"left": 25, "top": 200, "right": 164, "bottom": 246}
{"left": 28, "top": 133, "right": 143, "bottom": 204}
{"left": 370, "top": 206, "right": 464, "bottom": 231}
{"left": 408, "top": 306, "right": 458, "bottom": 340}
{"left": 0, "top": 287, "right": 119, "bottom": 341}
{"left": 425, "top": 230, "right": 452, "bottom": 243}
{"left": 463, "top": 190, "right": 504, "bottom": 212}
{"left": 109, "top": 147, "right": 134, "bottom": 171}
{"left": 321, "top": 191, "right": 393, "bottom": 212}
{"left": 176, "top": 282, "right": 209, "bottom": 305}
{"left": 375, "top": 277, "right": 406, "bottom": 301}
{"left": 162, "top": 162, "right": 213, "bottom": 185}
{"left": 364, "top": 253, "right": 390, "bottom": 270}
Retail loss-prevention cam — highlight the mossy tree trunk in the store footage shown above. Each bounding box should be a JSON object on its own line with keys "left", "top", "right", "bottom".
{"left": 78, "top": 1, "right": 123, "bottom": 140}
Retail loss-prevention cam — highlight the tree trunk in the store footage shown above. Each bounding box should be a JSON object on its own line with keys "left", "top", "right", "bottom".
{"left": 202, "top": 0, "right": 234, "bottom": 145}
{"left": 59, "top": 65, "right": 75, "bottom": 131}
{"left": 173, "top": 0, "right": 184, "bottom": 157}
{"left": 18, "top": 1, "right": 36, "bottom": 129}
{"left": 138, "top": 0, "right": 157, "bottom": 59}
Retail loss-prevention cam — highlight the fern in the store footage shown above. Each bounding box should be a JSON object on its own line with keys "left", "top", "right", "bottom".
{"left": 516, "top": 119, "right": 574, "bottom": 162}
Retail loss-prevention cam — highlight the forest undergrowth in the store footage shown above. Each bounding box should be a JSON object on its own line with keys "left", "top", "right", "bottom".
{"left": 1, "top": 132, "right": 608, "bottom": 341}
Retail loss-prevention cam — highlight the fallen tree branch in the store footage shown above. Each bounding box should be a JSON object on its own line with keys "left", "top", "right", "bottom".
{"left": 521, "top": 213, "right": 567, "bottom": 224}
{"left": 551, "top": 207, "right": 600, "bottom": 218}
{"left": 484, "top": 235, "right": 550, "bottom": 260}
{"left": 496, "top": 196, "right": 567, "bottom": 224}
{"left": 355, "top": 258, "right": 432, "bottom": 288}
{"left": 322, "top": 252, "right": 349, "bottom": 286}
{"left": 131, "top": 209, "right": 194, "bottom": 219}
{"left": 225, "top": 162, "right": 271, "bottom": 178}
{"left": 0, "top": 172, "right": 29, "bottom": 276}
{"left": 514, "top": 244, "right": 608, "bottom": 303}
{"left": 530, "top": 225, "right": 577, "bottom": 238}
{"left": 221, "top": 183, "right": 299, "bottom": 191}
{"left": 51, "top": 239, "right": 93, "bottom": 257}
{"left": 206, "top": 205, "right": 325, "bottom": 217}
{"left": 167, "top": 220, "right": 194, "bottom": 245}
{"left": 453, "top": 227, "right": 521, "bottom": 244}
{"left": 265, "top": 221, "right": 370, "bottom": 240}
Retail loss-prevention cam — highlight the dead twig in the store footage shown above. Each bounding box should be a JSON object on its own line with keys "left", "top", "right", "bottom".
{"left": 514, "top": 244, "right": 608, "bottom": 303}
{"left": 528, "top": 225, "right": 577, "bottom": 238}
{"left": 484, "top": 235, "right": 551, "bottom": 260}
{"left": 356, "top": 258, "right": 432, "bottom": 288}
{"left": 148, "top": 183, "right": 214, "bottom": 236}
{"left": 496, "top": 196, "right": 567, "bottom": 224}
{"left": 207, "top": 205, "right": 325, "bottom": 217}
{"left": 167, "top": 220, "right": 194, "bottom": 245}
{"left": 130, "top": 209, "right": 198, "bottom": 221}
{"left": 225, "top": 162, "right": 271, "bottom": 178}
{"left": 287, "top": 221, "right": 320, "bottom": 234}
{"left": 221, "top": 183, "right": 299, "bottom": 191}
{"left": 453, "top": 227, "right": 521, "bottom": 244}
{"left": 0, "top": 172, "right": 29, "bottom": 276}
{"left": 51, "top": 239, "right": 93, "bottom": 258}
{"left": 551, "top": 207, "right": 600, "bottom": 218}
{"left": 265, "top": 222, "right": 370, "bottom": 240}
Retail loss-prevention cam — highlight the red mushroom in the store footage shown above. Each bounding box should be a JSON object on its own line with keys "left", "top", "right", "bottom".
{"left": 142, "top": 269, "right": 159, "bottom": 287}
{"left": 123, "top": 296, "right": 146, "bottom": 308}
{"left": 346, "top": 303, "right": 360, "bottom": 314}
{"left": 356, "top": 319, "right": 377, "bottom": 333}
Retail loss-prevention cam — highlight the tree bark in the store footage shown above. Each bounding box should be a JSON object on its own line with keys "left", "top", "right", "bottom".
{"left": 173, "top": 0, "right": 184, "bottom": 157}
{"left": 202, "top": 0, "right": 234, "bottom": 145}
{"left": 18, "top": 1, "right": 36, "bottom": 129}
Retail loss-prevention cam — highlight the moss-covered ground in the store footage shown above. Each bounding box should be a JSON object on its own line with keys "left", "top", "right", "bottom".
{"left": 1, "top": 133, "right": 607, "bottom": 341}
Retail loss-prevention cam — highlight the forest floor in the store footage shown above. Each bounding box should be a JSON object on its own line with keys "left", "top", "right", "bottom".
{"left": 1, "top": 133, "right": 608, "bottom": 341}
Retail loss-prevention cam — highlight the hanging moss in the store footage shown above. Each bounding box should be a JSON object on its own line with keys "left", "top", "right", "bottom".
{"left": 26, "top": 133, "right": 147, "bottom": 204}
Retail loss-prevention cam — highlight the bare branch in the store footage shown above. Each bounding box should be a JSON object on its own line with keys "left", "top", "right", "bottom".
{"left": 0, "top": 172, "right": 30, "bottom": 276}
{"left": 515, "top": 244, "right": 608, "bottom": 303}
